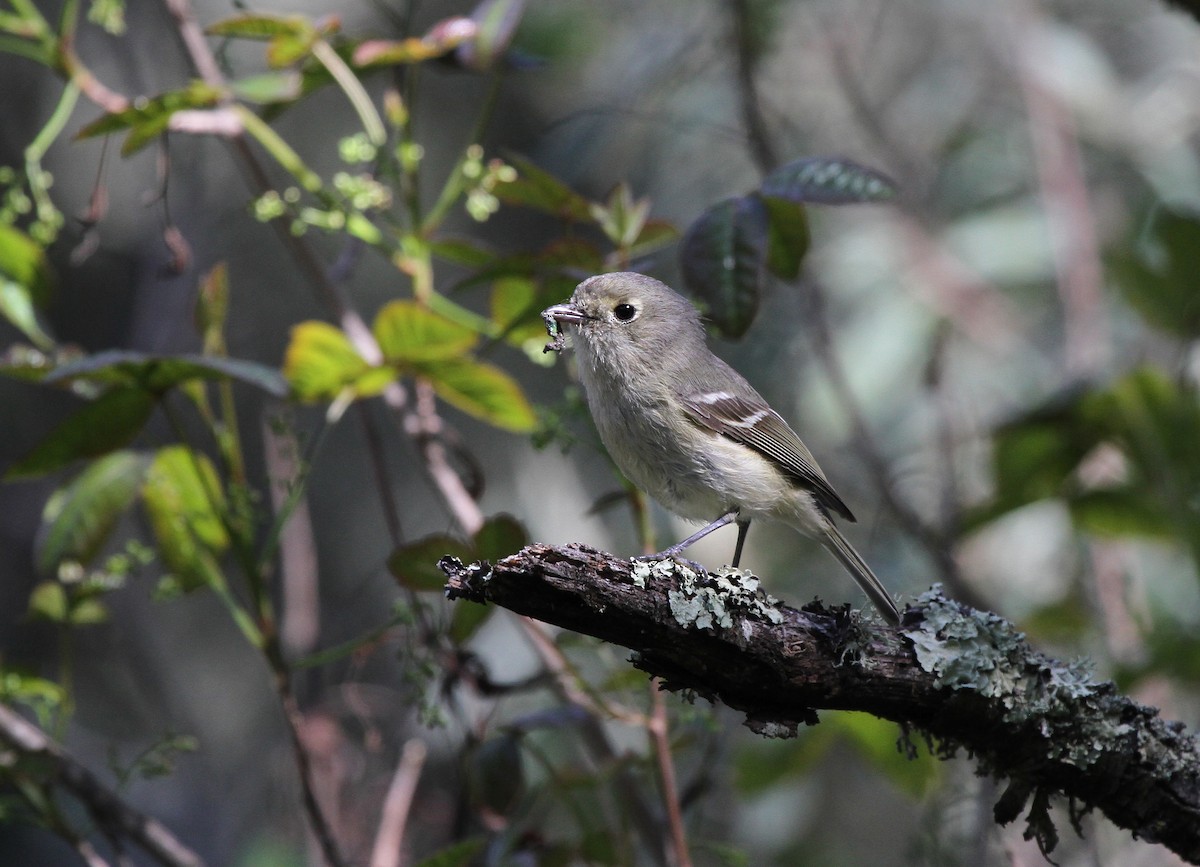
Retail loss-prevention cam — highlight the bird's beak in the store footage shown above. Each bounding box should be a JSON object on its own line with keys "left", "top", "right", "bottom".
{"left": 542, "top": 302, "right": 586, "bottom": 328}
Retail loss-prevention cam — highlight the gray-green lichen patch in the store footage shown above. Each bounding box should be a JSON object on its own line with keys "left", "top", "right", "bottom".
{"left": 638, "top": 559, "right": 785, "bottom": 632}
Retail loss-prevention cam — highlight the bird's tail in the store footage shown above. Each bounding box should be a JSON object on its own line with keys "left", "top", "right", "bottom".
{"left": 821, "top": 525, "right": 901, "bottom": 625}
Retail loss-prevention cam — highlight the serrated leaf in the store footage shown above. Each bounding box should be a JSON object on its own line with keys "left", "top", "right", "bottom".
{"left": 374, "top": 301, "right": 478, "bottom": 363}
{"left": 421, "top": 358, "right": 536, "bottom": 432}
{"left": 27, "top": 581, "right": 68, "bottom": 622}
{"left": 283, "top": 321, "right": 370, "bottom": 401}
{"left": 493, "top": 153, "right": 593, "bottom": 222}
{"left": 1109, "top": 204, "right": 1200, "bottom": 339}
{"left": 35, "top": 450, "right": 150, "bottom": 573}
{"left": 141, "top": 446, "right": 229, "bottom": 592}
{"left": 473, "top": 514, "right": 527, "bottom": 561}
{"left": 45, "top": 350, "right": 288, "bottom": 396}
{"left": 457, "top": 0, "right": 525, "bottom": 71}
{"left": 388, "top": 535, "right": 472, "bottom": 591}
{"left": 680, "top": 195, "right": 767, "bottom": 339}
{"left": 761, "top": 196, "right": 810, "bottom": 279}
{"left": 6, "top": 386, "right": 157, "bottom": 480}
{"left": 0, "top": 223, "right": 53, "bottom": 305}
{"left": 760, "top": 157, "right": 898, "bottom": 205}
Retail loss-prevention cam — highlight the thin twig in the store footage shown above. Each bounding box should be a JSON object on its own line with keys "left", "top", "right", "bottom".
{"left": 726, "top": 0, "right": 778, "bottom": 173}
{"left": 369, "top": 739, "right": 427, "bottom": 867}
{"left": 648, "top": 683, "right": 692, "bottom": 867}
{"left": 0, "top": 704, "right": 205, "bottom": 867}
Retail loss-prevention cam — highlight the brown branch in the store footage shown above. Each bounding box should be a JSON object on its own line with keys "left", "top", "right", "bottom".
{"left": 0, "top": 703, "right": 205, "bottom": 867}
{"left": 442, "top": 544, "right": 1200, "bottom": 865}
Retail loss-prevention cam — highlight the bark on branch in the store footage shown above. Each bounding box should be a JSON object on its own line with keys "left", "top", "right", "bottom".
{"left": 441, "top": 543, "right": 1200, "bottom": 864}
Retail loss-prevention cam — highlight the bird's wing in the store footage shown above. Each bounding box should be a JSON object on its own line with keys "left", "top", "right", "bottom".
{"left": 680, "top": 389, "right": 856, "bottom": 522}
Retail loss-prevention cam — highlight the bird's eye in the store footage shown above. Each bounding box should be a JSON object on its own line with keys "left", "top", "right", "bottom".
{"left": 613, "top": 303, "right": 638, "bottom": 322}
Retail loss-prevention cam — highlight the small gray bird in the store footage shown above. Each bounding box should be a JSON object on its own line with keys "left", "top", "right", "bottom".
{"left": 543, "top": 271, "right": 901, "bottom": 625}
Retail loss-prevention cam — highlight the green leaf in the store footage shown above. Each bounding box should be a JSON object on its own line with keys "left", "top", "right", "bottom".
{"left": 493, "top": 153, "right": 594, "bottom": 222}
{"left": 421, "top": 358, "right": 536, "bottom": 432}
{"left": 27, "top": 581, "right": 68, "bottom": 622}
{"left": 0, "top": 345, "right": 86, "bottom": 384}
{"left": 469, "top": 734, "right": 524, "bottom": 816}
{"left": 35, "top": 450, "right": 150, "bottom": 573}
{"left": 760, "top": 157, "right": 898, "bottom": 205}
{"left": 373, "top": 301, "right": 478, "bottom": 363}
{"left": 0, "top": 223, "right": 53, "bottom": 305}
{"left": 1068, "top": 488, "right": 1173, "bottom": 539}
{"left": 760, "top": 196, "right": 810, "bottom": 280}
{"left": 1110, "top": 204, "right": 1200, "bottom": 339}
{"left": 6, "top": 386, "right": 157, "bottom": 480}
{"left": 628, "top": 218, "right": 680, "bottom": 260}
{"left": 75, "top": 81, "right": 224, "bottom": 156}
{"left": 680, "top": 195, "right": 767, "bottom": 339}
{"left": 141, "top": 446, "right": 229, "bottom": 592}
{"left": 449, "top": 600, "right": 492, "bottom": 644}
{"left": 489, "top": 278, "right": 548, "bottom": 345}
{"left": 45, "top": 350, "right": 288, "bottom": 396}
{"left": 230, "top": 71, "right": 303, "bottom": 104}
{"left": 388, "top": 534, "right": 472, "bottom": 591}
{"left": 0, "top": 278, "right": 53, "bottom": 349}
{"left": 473, "top": 514, "right": 527, "bottom": 561}
{"left": 205, "top": 13, "right": 313, "bottom": 40}
{"left": 283, "top": 321, "right": 372, "bottom": 401}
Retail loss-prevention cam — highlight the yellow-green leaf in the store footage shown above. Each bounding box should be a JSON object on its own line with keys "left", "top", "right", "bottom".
{"left": 28, "top": 581, "right": 69, "bottom": 622}
{"left": 141, "top": 446, "right": 229, "bottom": 592}
{"left": 421, "top": 358, "right": 535, "bottom": 432}
{"left": 283, "top": 321, "right": 370, "bottom": 400}
{"left": 373, "top": 300, "right": 478, "bottom": 363}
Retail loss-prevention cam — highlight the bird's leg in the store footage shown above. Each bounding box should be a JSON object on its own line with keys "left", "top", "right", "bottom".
{"left": 655, "top": 510, "right": 739, "bottom": 561}
{"left": 731, "top": 519, "right": 751, "bottom": 568}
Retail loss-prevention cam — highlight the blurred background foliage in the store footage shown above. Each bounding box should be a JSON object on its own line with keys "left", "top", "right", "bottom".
{"left": 1, "top": 0, "right": 1200, "bottom": 864}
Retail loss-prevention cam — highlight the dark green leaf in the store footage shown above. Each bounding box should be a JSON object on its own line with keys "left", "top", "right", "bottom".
{"left": 760, "top": 157, "right": 898, "bottom": 205}
{"left": 473, "top": 514, "right": 527, "bottom": 561}
{"left": 761, "top": 196, "right": 810, "bottom": 280}
{"left": 469, "top": 734, "right": 523, "bottom": 815}
{"left": 35, "top": 450, "right": 151, "bottom": 573}
{"left": 411, "top": 839, "right": 486, "bottom": 867}
{"left": 680, "top": 195, "right": 767, "bottom": 339}
{"left": 45, "top": 350, "right": 288, "bottom": 396}
{"left": 1111, "top": 206, "right": 1200, "bottom": 338}
{"left": 6, "top": 386, "right": 157, "bottom": 480}
{"left": 421, "top": 358, "right": 536, "bottom": 432}
{"left": 449, "top": 600, "right": 492, "bottom": 644}
{"left": 493, "top": 153, "right": 594, "bottom": 222}
{"left": 374, "top": 301, "right": 478, "bottom": 363}
{"left": 388, "top": 535, "right": 472, "bottom": 591}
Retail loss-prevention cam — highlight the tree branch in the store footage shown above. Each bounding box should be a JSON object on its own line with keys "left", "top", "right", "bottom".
{"left": 442, "top": 544, "right": 1200, "bottom": 864}
{"left": 0, "top": 703, "right": 204, "bottom": 867}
